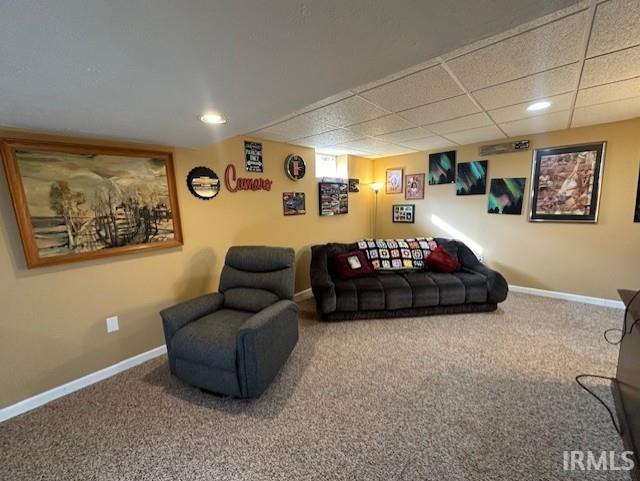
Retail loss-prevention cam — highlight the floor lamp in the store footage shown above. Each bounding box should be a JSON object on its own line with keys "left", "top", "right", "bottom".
{"left": 369, "top": 182, "right": 383, "bottom": 238}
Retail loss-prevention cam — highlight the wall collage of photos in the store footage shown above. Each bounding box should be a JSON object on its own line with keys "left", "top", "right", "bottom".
{"left": 386, "top": 141, "right": 640, "bottom": 226}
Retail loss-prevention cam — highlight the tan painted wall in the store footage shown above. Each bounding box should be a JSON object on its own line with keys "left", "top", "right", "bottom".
{"left": 0, "top": 130, "right": 373, "bottom": 408}
{"left": 373, "top": 118, "right": 640, "bottom": 301}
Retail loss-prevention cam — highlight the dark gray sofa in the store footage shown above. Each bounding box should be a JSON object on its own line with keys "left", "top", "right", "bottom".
{"left": 310, "top": 238, "right": 508, "bottom": 321}
{"left": 160, "top": 246, "right": 299, "bottom": 398}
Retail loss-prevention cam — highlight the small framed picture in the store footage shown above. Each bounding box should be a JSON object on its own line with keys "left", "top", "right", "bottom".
{"left": 392, "top": 204, "right": 415, "bottom": 223}
{"left": 348, "top": 178, "right": 360, "bottom": 193}
{"left": 282, "top": 192, "right": 306, "bottom": 216}
{"left": 529, "top": 142, "right": 606, "bottom": 222}
{"left": 386, "top": 168, "right": 403, "bottom": 194}
{"left": 405, "top": 173, "right": 425, "bottom": 200}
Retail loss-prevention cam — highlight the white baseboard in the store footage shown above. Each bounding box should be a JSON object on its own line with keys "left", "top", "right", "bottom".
{"left": 294, "top": 288, "right": 313, "bottom": 301}
{"left": 1, "top": 290, "right": 316, "bottom": 423}
{"left": 0, "top": 345, "right": 167, "bottom": 424}
{"left": 509, "top": 285, "right": 625, "bottom": 309}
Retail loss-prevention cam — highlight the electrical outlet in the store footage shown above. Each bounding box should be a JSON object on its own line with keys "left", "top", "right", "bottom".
{"left": 106, "top": 316, "right": 119, "bottom": 333}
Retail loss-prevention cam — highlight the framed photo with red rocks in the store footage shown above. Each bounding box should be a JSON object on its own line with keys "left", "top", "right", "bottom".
{"left": 529, "top": 142, "right": 606, "bottom": 223}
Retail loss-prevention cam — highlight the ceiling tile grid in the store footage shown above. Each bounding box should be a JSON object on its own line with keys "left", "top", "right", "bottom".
{"left": 252, "top": 0, "right": 640, "bottom": 157}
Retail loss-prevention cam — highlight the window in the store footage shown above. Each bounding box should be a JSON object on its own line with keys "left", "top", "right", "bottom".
{"left": 315, "top": 153, "right": 348, "bottom": 179}
{"left": 315, "top": 153, "right": 337, "bottom": 178}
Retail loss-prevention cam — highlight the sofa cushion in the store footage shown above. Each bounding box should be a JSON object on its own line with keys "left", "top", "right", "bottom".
{"left": 401, "top": 272, "right": 440, "bottom": 307}
{"left": 334, "top": 279, "right": 358, "bottom": 312}
{"left": 378, "top": 274, "right": 413, "bottom": 310}
{"left": 171, "top": 308, "right": 253, "bottom": 371}
{"left": 427, "top": 273, "right": 466, "bottom": 305}
{"left": 352, "top": 277, "right": 386, "bottom": 310}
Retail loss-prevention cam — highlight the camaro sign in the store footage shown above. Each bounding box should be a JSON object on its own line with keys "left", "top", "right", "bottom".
{"left": 224, "top": 164, "right": 273, "bottom": 192}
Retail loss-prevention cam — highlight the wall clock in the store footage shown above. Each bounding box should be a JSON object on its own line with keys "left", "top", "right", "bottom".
{"left": 285, "top": 154, "right": 306, "bottom": 181}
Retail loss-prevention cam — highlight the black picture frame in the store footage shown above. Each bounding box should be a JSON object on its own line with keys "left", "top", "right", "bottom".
{"left": 634, "top": 165, "right": 640, "bottom": 223}
{"left": 529, "top": 142, "right": 606, "bottom": 223}
{"left": 392, "top": 204, "right": 415, "bottom": 223}
{"left": 318, "top": 180, "right": 348, "bottom": 216}
{"left": 244, "top": 141, "right": 263, "bottom": 173}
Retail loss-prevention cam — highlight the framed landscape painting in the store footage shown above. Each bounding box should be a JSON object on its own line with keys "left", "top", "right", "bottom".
{"left": 1, "top": 138, "right": 183, "bottom": 268}
{"left": 529, "top": 142, "right": 606, "bottom": 222}
{"left": 456, "top": 160, "right": 487, "bottom": 195}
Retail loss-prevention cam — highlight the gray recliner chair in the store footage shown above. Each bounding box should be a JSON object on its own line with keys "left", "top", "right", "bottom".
{"left": 160, "top": 246, "right": 299, "bottom": 398}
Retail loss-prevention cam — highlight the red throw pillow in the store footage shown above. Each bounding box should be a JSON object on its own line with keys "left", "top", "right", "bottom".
{"left": 330, "top": 250, "right": 376, "bottom": 280}
{"left": 426, "top": 245, "right": 461, "bottom": 273}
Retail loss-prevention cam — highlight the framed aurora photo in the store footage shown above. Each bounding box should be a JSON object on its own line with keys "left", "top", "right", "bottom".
{"left": 456, "top": 160, "right": 488, "bottom": 195}
{"left": 1, "top": 138, "right": 183, "bottom": 268}
{"left": 488, "top": 178, "right": 526, "bottom": 215}
{"left": 428, "top": 150, "right": 456, "bottom": 185}
{"left": 529, "top": 142, "right": 606, "bottom": 223}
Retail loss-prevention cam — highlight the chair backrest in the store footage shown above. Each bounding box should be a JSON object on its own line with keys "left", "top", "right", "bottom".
{"left": 220, "top": 246, "right": 295, "bottom": 312}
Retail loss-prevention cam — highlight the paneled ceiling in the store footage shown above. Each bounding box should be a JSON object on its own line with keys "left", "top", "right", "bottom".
{"left": 0, "top": 0, "right": 580, "bottom": 147}
{"left": 252, "top": 0, "right": 640, "bottom": 157}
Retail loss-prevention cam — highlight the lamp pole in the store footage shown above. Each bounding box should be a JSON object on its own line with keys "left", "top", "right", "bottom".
{"left": 369, "top": 182, "right": 382, "bottom": 238}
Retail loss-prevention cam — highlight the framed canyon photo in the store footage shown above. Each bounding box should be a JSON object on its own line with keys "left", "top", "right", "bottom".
{"left": 1, "top": 138, "right": 183, "bottom": 268}
{"left": 529, "top": 142, "right": 606, "bottom": 223}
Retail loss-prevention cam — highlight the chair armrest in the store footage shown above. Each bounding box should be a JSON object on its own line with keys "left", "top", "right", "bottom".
{"left": 236, "top": 300, "right": 299, "bottom": 397}
{"left": 310, "top": 245, "right": 337, "bottom": 314}
{"left": 159, "top": 293, "right": 224, "bottom": 346}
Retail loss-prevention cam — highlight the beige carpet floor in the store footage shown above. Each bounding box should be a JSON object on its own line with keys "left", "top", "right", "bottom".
{"left": 0, "top": 293, "right": 631, "bottom": 480}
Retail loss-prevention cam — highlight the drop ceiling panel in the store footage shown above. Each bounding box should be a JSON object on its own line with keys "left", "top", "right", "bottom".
{"left": 499, "top": 110, "right": 570, "bottom": 137}
{"left": 445, "top": 125, "right": 506, "bottom": 144}
{"left": 576, "top": 76, "right": 640, "bottom": 107}
{"left": 348, "top": 114, "right": 414, "bottom": 136}
{"left": 472, "top": 63, "right": 579, "bottom": 110}
{"left": 359, "top": 65, "right": 463, "bottom": 112}
{"left": 293, "top": 129, "right": 363, "bottom": 147}
{"left": 305, "top": 96, "right": 388, "bottom": 128}
{"left": 337, "top": 138, "right": 416, "bottom": 156}
{"left": 253, "top": 114, "right": 334, "bottom": 142}
{"left": 426, "top": 113, "right": 493, "bottom": 135}
{"left": 447, "top": 12, "right": 586, "bottom": 91}
{"left": 294, "top": 91, "right": 355, "bottom": 116}
{"left": 488, "top": 92, "right": 574, "bottom": 123}
{"left": 572, "top": 96, "right": 640, "bottom": 127}
{"left": 581, "top": 45, "right": 640, "bottom": 88}
{"left": 587, "top": 0, "right": 640, "bottom": 57}
{"left": 352, "top": 59, "right": 440, "bottom": 94}
{"left": 399, "top": 95, "right": 480, "bottom": 125}
{"left": 376, "top": 127, "right": 433, "bottom": 143}
{"left": 398, "top": 136, "right": 458, "bottom": 151}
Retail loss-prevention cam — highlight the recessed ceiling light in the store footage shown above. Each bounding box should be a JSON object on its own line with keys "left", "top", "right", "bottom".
{"left": 526, "top": 101, "right": 551, "bottom": 112}
{"left": 199, "top": 112, "right": 226, "bottom": 124}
